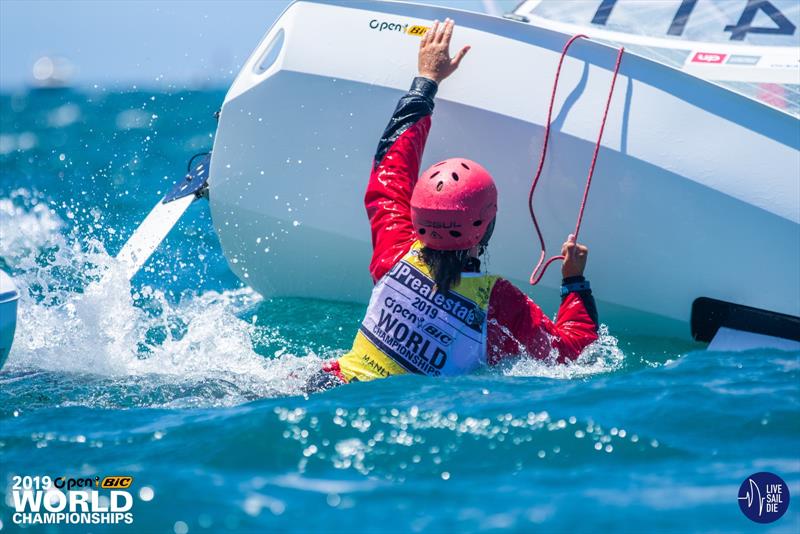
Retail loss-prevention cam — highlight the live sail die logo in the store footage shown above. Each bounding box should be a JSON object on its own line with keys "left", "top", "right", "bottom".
{"left": 10, "top": 474, "right": 138, "bottom": 526}
{"left": 737, "top": 472, "right": 790, "bottom": 523}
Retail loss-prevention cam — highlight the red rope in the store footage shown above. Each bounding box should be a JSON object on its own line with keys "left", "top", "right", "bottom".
{"left": 528, "top": 35, "right": 624, "bottom": 285}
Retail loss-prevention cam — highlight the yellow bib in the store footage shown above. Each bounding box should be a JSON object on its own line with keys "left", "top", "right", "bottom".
{"left": 338, "top": 242, "right": 499, "bottom": 382}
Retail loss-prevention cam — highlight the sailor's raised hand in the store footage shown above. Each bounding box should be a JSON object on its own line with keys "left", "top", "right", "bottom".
{"left": 418, "top": 18, "right": 470, "bottom": 84}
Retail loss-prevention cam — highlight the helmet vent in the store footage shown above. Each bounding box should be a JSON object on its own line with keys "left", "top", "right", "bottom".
{"left": 418, "top": 228, "right": 426, "bottom": 235}
{"left": 473, "top": 220, "right": 482, "bottom": 226}
{"left": 460, "top": 162, "right": 470, "bottom": 170}
{"left": 451, "top": 172, "right": 459, "bottom": 181}
{"left": 449, "top": 230, "right": 462, "bottom": 238}
{"left": 436, "top": 181, "right": 444, "bottom": 191}
{"left": 429, "top": 171, "right": 440, "bottom": 179}
{"left": 434, "top": 161, "right": 447, "bottom": 167}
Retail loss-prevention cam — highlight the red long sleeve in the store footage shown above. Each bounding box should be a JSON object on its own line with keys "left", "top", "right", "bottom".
{"left": 365, "top": 117, "right": 431, "bottom": 282}
{"left": 487, "top": 279, "right": 598, "bottom": 364}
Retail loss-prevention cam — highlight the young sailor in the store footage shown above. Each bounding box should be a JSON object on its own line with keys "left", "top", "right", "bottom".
{"left": 311, "top": 19, "right": 598, "bottom": 389}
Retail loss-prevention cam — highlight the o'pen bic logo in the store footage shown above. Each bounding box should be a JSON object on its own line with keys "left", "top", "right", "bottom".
{"left": 368, "top": 19, "right": 429, "bottom": 37}
{"left": 100, "top": 476, "right": 133, "bottom": 489}
{"left": 738, "top": 472, "right": 790, "bottom": 523}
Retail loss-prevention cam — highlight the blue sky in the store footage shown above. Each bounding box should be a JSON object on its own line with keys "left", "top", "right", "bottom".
{"left": 0, "top": 0, "right": 511, "bottom": 90}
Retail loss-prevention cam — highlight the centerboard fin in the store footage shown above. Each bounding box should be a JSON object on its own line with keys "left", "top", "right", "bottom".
{"left": 115, "top": 153, "right": 211, "bottom": 280}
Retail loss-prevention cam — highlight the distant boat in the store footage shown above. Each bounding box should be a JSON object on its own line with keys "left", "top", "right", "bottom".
{"left": 30, "top": 55, "right": 74, "bottom": 90}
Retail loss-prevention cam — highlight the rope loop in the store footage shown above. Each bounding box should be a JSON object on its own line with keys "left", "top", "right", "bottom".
{"left": 529, "top": 35, "right": 624, "bottom": 285}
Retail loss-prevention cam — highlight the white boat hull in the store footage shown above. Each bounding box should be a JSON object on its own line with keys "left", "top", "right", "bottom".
{"left": 209, "top": 0, "right": 800, "bottom": 338}
{"left": 0, "top": 270, "right": 19, "bottom": 368}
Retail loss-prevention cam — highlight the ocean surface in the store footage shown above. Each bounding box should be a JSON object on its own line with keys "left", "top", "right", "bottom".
{"left": 0, "top": 89, "right": 798, "bottom": 533}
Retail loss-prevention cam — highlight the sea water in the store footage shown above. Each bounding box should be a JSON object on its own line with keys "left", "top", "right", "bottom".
{"left": 0, "top": 89, "right": 798, "bottom": 533}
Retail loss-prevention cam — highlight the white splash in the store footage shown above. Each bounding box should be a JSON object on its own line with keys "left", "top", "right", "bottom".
{"left": 0, "top": 189, "right": 63, "bottom": 268}
{"left": 0, "top": 191, "right": 321, "bottom": 402}
{"left": 500, "top": 324, "right": 624, "bottom": 379}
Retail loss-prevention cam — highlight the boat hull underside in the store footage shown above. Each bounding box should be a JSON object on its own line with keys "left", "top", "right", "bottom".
{"left": 209, "top": 71, "right": 799, "bottom": 338}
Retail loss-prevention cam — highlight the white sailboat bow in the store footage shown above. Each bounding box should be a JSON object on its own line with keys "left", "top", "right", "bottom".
{"left": 205, "top": 0, "right": 799, "bottom": 339}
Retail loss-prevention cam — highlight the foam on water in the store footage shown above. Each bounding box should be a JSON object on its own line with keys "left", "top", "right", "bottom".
{"left": 502, "top": 324, "right": 624, "bottom": 379}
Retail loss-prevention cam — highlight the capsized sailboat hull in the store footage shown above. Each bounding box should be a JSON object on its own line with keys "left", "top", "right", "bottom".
{"left": 208, "top": 0, "right": 800, "bottom": 338}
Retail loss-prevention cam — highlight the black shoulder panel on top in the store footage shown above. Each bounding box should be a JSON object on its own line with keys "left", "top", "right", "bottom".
{"left": 373, "top": 77, "right": 438, "bottom": 168}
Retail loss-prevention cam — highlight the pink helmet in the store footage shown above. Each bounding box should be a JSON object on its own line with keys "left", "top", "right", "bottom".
{"left": 411, "top": 158, "right": 498, "bottom": 251}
